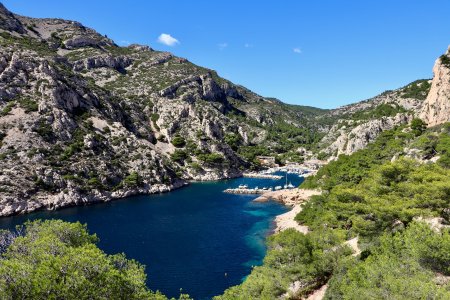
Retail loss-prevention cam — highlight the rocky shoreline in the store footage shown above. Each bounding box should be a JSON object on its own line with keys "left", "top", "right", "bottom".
{"left": 0, "top": 180, "right": 188, "bottom": 217}
{"left": 0, "top": 170, "right": 247, "bottom": 217}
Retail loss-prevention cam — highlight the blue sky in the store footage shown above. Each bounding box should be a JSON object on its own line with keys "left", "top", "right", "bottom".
{"left": 4, "top": 1, "right": 450, "bottom": 108}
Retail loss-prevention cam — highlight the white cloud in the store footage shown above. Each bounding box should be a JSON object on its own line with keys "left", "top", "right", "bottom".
{"left": 157, "top": 33, "right": 179, "bottom": 46}
{"left": 218, "top": 42, "right": 228, "bottom": 50}
{"left": 293, "top": 47, "right": 302, "bottom": 54}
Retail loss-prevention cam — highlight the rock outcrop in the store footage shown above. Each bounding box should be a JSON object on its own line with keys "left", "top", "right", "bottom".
{"left": 317, "top": 83, "right": 427, "bottom": 159}
{"left": 420, "top": 47, "right": 450, "bottom": 126}
{"left": 322, "top": 113, "right": 412, "bottom": 157}
{"left": 0, "top": 3, "right": 25, "bottom": 34}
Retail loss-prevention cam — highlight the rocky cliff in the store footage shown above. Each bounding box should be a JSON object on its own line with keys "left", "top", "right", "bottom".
{"left": 0, "top": 3, "right": 326, "bottom": 215}
{"left": 316, "top": 80, "right": 430, "bottom": 159}
{"left": 0, "top": 2, "right": 447, "bottom": 216}
{"left": 420, "top": 47, "right": 450, "bottom": 126}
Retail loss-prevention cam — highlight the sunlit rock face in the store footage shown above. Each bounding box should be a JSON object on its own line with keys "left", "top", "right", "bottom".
{"left": 420, "top": 47, "right": 450, "bottom": 127}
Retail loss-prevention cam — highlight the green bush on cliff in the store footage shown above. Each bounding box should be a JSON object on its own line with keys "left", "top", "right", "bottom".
{"left": 171, "top": 149, "right": 188, "bottom": 163}
{"left": 171, "top": 136, "right": 186, "bottom": 148}
{"left": 123, "top": 171, "right": 141, "bottom": 187}
{"left": 197, "top": 153, "right": 225, "bottom": 166}
{"left": 224, "top": 133, "right": 242, "bottom": 151}
{"left": 349, "top": 103, "right": 408, "bottom": 121}
{"left": 411, "top": 118, "right": 427, "bottom": 136}
{"left": 440, "top": 54, "right": 450, "bottom": 67}
{"left": 18, "top": 97, "right": 39, "bottom": 113}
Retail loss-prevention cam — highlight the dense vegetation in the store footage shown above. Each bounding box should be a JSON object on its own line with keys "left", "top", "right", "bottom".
{"left": 217, "top": 122, "right": 450, "bottom": 299}
{"left": 214, "top": 228, "right": 350, "bottom": 300}
{"left": 327, "top": 222, "right": 450, "bottom": 299}
{"left": 0, "top": 220, "right": 191, "bottom": 300}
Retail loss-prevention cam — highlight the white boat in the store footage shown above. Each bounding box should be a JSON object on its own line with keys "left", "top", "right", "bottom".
{"left": 283, "top": 172, "right": 289, "bottom": 189}
{"left": 238, "top": 184, "right": 248, "bottom": 189}
{"left": 274, "top": 186, "right": 282, "bottom": 190}
{"left": 287, "top": 183, "right": 295, "bottom": 189}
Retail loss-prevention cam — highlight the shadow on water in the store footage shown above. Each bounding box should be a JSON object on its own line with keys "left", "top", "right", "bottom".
{"left": 0, "top": 173, "right": 303, "bottom": 299}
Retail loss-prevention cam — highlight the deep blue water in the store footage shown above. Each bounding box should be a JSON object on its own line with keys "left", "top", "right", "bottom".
{"left": 0, "top": 173, "right": 303, "bottom": 299}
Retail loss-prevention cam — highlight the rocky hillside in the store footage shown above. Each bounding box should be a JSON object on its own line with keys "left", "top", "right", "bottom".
{"left": 315, "top": 79, "right": 431, "bottom": 159}
{"left": 0, "top": 2, "right": 447, "bottom": 216}
{"left": 0, "top": 3, "right": 327, "bottom": 215}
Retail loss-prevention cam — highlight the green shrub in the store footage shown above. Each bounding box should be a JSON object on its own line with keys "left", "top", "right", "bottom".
{"left": 326, "top": 222, "right": 450, "bottom": 299}
{"left": 33, "top": 119, "right": 54, "bottom": 142}
{"left": 87, "top": 177, "right": 103, "bottom": 189}
{"left": 0, "top": 102, "right": 15, "bottom": 116}
{"left": 171, "top": 149, "right": 188, "bottom": 163}
{"left": 123, "top": 172, "right": 140, "bottom": 187}
{"left": 171, "top": 136, "right": 186, "bottom": 148}
{"left": 440, "top": 54, "right": 450, "bottom": 67}
{"left": 102, "top": 126, "right": 111, "bottom": 134}
{"left": 189, "top": 162, "right": 202, "bottom": 172}
{"left": 224, "top": 133, "right": 241, "bottom": 150}
{"left": 150, "top": 113, "right": 160, "bottom": 130}
{"left": 411, "top": 118, "right": 427, "bottom": 136}
{"left": 197, "top": 153, "right": 225, "bottom": 166}
{"left": 18, "top": 97, "right": 39, "bottom": 113}
{"left": 0, "top": 220, "right": 170, "bottom": 299}
{"left": 60, "top": 142, "right": 83, "bottom": 160}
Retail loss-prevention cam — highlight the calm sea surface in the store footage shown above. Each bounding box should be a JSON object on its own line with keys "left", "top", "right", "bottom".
{"left": 0, "top": 173, "right": 303, "bottom": 299}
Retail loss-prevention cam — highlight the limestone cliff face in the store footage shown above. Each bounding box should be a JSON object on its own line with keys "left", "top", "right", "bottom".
{"left": 322, "top": 114, "right": 412, "bottom": 157}
{"left": 0, "top": 4, "right": 321, "bottom": 216}
{"left": 420, "top": 47, "right": 450, "bottom": 127}
{"left": 317, "top": 84, "right": 427, "bottom": 159}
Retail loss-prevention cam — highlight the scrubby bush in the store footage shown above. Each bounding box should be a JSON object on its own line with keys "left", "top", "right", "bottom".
{"left": 411, "top": 118, "right": 427, "bottom": 136}
{"left": 0, "top": 220, "right": 177, "bottom": 299}
{"left": 123, "top": 172, "right": 141, "bottom": 187}
{"left": 224, "top": 133, "right": 241, "bottom": 151}
{"left": 171, "top": 149, "right": 188, "bottom": 163}
{"left": 326, "top": 222, "right": 450, "bottom": 299}
{"left": 18, "top": 97, "right": 39, "bottom": 113}
{"left": 197, "top": 153, "right": 224, "bottom": 166}
{"left": 171, "top": 136, "right": 186, "bottom": 148}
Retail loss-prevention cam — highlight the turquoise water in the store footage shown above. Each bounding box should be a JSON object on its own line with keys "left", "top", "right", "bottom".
{"left": 0, "top": 173, "right": 303, "bottom": 299}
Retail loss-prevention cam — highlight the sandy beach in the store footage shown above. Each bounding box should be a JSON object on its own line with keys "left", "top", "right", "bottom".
{"left": 254, "top": 188, "right": 321, "bottom": 233}
{"left": 274, "top": 204, "right": 309, "bottom": 234}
